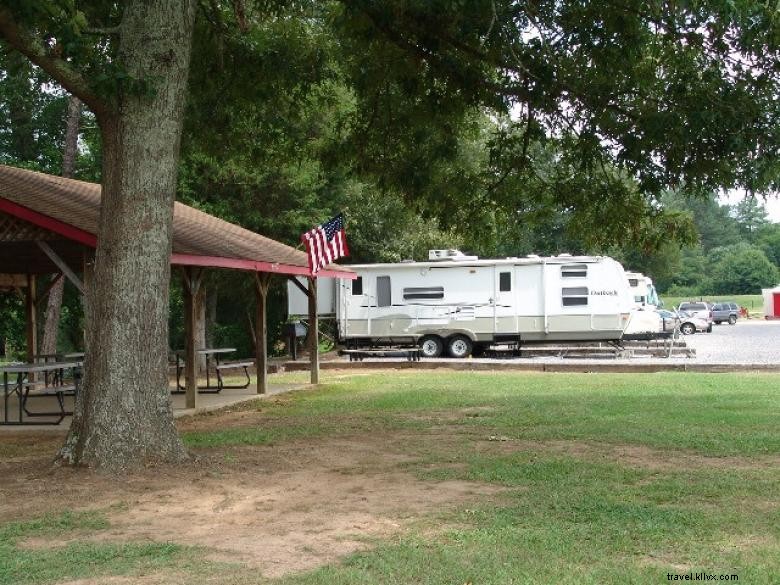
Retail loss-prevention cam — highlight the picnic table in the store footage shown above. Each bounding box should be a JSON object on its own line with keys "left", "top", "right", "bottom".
{"left": 172, "top": 348, "right": 252, "bottom": 394}
{"left": 1, "top": 360, "right": 83, "bottom": 425}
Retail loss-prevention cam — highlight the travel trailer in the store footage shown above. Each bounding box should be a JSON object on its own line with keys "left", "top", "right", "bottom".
{"left": 288, "top": 250, "right": 638, "bottom": 357}
{"left": 623, "top": 272, "right": 663, "bottom": 336}
{"left": 625, "top": 272, "right": 660, "bottom": 308}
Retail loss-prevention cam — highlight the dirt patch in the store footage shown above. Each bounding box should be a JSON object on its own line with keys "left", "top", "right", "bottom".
{"left": 5, "top": 433, "right": 503, "bottom": 579}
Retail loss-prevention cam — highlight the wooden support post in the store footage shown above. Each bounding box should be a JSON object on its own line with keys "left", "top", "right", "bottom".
{"left": 182, "top": 267, "right": 204, "bottom": 410}
{"left": 25, "top": 274, "right": 37, "bottom": 362}
{"left": 307, "top": 276, "right": 319, "bottom": 385}
{"left": 254, "top": 273, "right": 271, "bottom": 395}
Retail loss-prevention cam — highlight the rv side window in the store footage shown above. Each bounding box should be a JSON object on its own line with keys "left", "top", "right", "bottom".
{"left": 499, "top": 272, "right": 511, "bottom": 292}
{"left": 562, "top": 286, "right": 588, "bottom": 306}
{"left": 562, "top": 264, "right": 587, "bottom": 278}
{"left": 352, "top": 277, "right": 363, "bottom": 295}
{"left": 628, "top": 278, "right": 638, "bottom": 287}
{"left": 377, "top": 276, "right": 391, "bottom": 307}
{"left": 403, "top": 286, "right": 444, "bottom": 300}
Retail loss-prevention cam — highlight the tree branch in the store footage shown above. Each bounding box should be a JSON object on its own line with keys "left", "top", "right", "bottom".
{"left": 0, "top": 8, "right": 111, "bottom": 119}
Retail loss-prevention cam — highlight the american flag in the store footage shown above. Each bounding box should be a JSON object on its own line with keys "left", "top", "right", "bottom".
{"left": 301, "top": 213, "right": 349, "bottom": 274}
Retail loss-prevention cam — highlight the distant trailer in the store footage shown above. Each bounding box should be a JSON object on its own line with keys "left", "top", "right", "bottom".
{"left": 288, "top": 251, "right": 637, "bottom": 358}
{"left": 623, "top": 271, "right": 662, "bottom": 336}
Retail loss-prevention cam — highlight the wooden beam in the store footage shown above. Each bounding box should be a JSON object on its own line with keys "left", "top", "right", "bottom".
{"left": 181, "top": 267, "right": 204, "bottom": 410}
{"left": 307, "top": 276, "right": 319, "bottom": 385}
{"left": 25, "top": 274, "right": 37, "bottom": 362}
{"left": 0, "top": 274, "right": 27, "bottom": 288}
{"left": 36, "top": 241, "right": 85, "bottom": 294}
{"left": 254, "top": 273, "right": 271, "bottom": 395}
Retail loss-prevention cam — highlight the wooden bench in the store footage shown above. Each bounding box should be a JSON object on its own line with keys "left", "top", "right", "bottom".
{"left": 171, "top": 352, "right": 253, "bottom": 393}
{"left": 213, "top": 361, "right": 253, "bottom": 391}
{"left": 22, "top": 382, "right": 77, "bottom": 423}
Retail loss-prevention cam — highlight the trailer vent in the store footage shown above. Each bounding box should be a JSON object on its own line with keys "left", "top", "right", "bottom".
{"left": 561, "top": 264, "right": 588, "bottom": 278}
{"left": 562, "top": 286, "right": 589, "bottom": 306}
{"left": 403, "top": 286, "right": 444, "bottom": 300}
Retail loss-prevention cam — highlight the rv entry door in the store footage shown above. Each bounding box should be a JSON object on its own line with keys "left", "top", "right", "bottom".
{"left": 493, "top": 266, "right": 516, "bottom": 333}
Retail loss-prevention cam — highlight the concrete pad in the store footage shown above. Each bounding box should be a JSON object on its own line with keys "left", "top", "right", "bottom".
{"left": 0, "top": 380, "right": 309, "bottom": 432}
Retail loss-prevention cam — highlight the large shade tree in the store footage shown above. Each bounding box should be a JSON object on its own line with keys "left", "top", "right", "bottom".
{"left": 0, "top": 0, "right": 777, "bottom": 470}
{"left": 0, "top": 1, "right": 196, "bottom": 470}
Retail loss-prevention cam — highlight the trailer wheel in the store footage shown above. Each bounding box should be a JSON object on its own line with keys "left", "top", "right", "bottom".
{"left": 419, "top": 336, "right": 444, "bottom": 358}
{"left": 447, "top": 335, "right": 473, "bottom": 358}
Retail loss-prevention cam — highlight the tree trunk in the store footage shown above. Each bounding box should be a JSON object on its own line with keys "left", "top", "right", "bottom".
{"left": 5, "top": 51, "right": 36, "bottom": 161}
{"left": 41, "top": 95, "right": 81, "bottom": 356}
{"left": 194, "top": 285, "right": 207, "bottom": 373}
{"left": 59, "top": 1, "right": 196, "bottom": 471}
{"left": 205, "top": 287, "right": 217, "bottom": 348}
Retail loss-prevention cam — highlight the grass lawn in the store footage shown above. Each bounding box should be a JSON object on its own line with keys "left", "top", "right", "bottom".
{"left": 1, "top": 371, "right": 778, "bottom": 584}
{"left": 660, "top": 294, "right": 764, "bottom": 314}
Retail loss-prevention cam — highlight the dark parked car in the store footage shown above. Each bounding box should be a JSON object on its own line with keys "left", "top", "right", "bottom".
{"left": 711, "top": 302, "right": 739, "bottom": 325}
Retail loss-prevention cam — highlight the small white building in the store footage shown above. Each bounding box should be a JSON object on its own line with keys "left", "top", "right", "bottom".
{"left": 762, "top": 285, "right": 780, "bottom": 319}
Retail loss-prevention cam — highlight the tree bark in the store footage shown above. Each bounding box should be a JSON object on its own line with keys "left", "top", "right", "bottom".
{"left": 205, "top": 287, "right": 217, "bottom": 348}
{"left": 194, "top": 285, "right": 207, "bottom": 372}
{"left": 58, "top": 1, "right": 196, "bottom": 471}
{"left": 41, "top": 96, "right": 81, "bottom": 357}
{"left": 5, "top": 51, "right": 36, "bottom": 161}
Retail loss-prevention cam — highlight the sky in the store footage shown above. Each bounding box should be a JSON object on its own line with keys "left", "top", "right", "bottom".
{"left": 719, "top": 190, "right": 780, "bottom": 223}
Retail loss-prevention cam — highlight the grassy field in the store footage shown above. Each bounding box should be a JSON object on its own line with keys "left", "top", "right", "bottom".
{"left": 660, "top": 294, "right": 764, "bottom": 313}
{"left": 1, "top": 371, "right": 778, "bottom": 584}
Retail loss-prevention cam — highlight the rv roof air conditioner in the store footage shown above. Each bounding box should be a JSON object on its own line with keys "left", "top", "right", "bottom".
{"left": 428, "top": 249, "right": 478, "bottom": 262}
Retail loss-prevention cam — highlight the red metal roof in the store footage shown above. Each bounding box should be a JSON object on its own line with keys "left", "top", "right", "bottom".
{"left": 0, "top": 165, "right": 353, "bottom": 279}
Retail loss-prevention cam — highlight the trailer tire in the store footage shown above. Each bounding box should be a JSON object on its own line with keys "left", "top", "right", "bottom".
{"left": 447, "top": 335, "right": 473, "bottom": 358}
{"left": 419, "top": 336, "right": 444, "bottom": 358}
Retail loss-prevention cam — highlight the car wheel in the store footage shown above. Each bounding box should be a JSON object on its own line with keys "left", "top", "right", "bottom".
{"left": 714, "top": 321, "right": 721, "bottom": 325}
{"left": 680, "top": 322, "right": 695, "bottom": 335}
{"left": 419, "top": 336, "right": 444, "bottom": 358}
{"left": 706, "top": 324, "right": 713, "bottom": 333}
{"left": 728, "top": 315, "right": 737, "bottom": 325}
{"left": 447, "top": 335, "right": 473, "bottom": 358}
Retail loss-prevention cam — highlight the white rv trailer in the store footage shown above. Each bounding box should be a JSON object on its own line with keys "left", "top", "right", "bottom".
{"left": 625, "top": 272, "right": 661, "bottom": 308}
{"left": 288, "top": 251, "right": 636, "bottom": 357}
{"left": 623, "top": 272, "right": 663, "bottom": 335}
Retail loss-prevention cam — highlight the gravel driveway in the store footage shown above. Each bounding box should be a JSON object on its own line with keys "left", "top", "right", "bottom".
{"left": 681, "top": 319, "right": 780, "bottom": 364}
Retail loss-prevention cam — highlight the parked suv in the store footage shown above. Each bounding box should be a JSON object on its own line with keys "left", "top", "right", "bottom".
{"left": 676, "top": 302, "right": 713, "bottom": 333}
{"left": 711, "top": 302, "right": 739, "bottom": 325}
